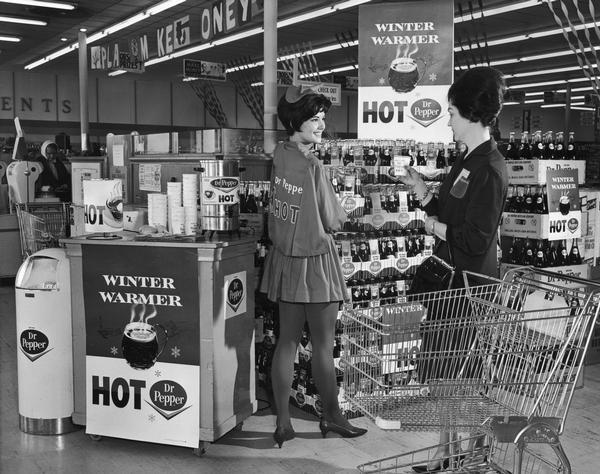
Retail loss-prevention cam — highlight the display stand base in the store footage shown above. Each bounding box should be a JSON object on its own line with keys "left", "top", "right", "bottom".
{"left": 19, "top": 414, "right": 80, "bottom": 435}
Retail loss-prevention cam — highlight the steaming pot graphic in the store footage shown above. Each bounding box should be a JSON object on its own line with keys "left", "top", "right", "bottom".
{"left": 388, "top": 56, "right": 427, "bottom": 93}
{"left": 122, "top": 304, "right": 168, "bottom": 370}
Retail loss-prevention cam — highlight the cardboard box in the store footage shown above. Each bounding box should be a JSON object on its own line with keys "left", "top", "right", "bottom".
{"left": 501, "top": 211, "right": 582, "bottom": 240}
{"left": 506, "top": 159, "right": 586, "bottom": 185}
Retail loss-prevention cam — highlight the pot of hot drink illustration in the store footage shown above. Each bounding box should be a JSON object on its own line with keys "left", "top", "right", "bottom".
{"left": 388, "top": 44, "right": 428, "bottom": 93}
{"left": 122, "top": 303, "right": 168, "bottom": 370}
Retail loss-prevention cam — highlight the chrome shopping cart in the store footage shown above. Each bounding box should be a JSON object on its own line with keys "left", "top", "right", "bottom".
{"left": 341, "top": 268, "right": 600, "bottom": 474}
{"left": 15, "top": 202, "right": 70, "bottom": 259}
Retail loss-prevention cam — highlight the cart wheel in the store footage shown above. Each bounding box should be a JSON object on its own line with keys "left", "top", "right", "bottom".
{"left": 88, "top": 434, "right": 102, "bottom": 441}
{"left": 193, "top": 441, "right": 208, "bottom": 457}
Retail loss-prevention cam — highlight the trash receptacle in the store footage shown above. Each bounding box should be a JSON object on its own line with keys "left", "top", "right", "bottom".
{"left": 15, "top": 247, "right": 77, "bottom": 434}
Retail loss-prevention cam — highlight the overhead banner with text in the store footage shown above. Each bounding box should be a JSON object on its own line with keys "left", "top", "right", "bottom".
{"left": 82, "top": 245, "right": 200, "bottom": 447}
{"left": 358, "top": 0, "right": 454, "bottom": 140}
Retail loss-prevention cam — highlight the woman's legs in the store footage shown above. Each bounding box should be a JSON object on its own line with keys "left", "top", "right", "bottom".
{"left": 271, "top": 301, "right": 306, "bottom": 430}
{"left": 305, "top": 301, "right": 347, "bottom": 424}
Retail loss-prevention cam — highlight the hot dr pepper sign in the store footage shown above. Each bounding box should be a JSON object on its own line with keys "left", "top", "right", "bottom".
{"left": 358, "top": 0, "right": 454, "bottom": 141}
{"left": 225, "top": 271, "right": 246, "bottom": 319}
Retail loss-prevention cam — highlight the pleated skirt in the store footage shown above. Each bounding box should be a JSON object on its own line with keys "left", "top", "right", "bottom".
{"left": 260, "top": 237, "right": 349, "bottom": 304}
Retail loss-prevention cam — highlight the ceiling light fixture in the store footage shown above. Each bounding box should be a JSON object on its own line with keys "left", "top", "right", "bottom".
{"left": 0, "top": 35, "right": 20, "bottom": 42}
{"left": 25, "top": 0, "right": 187, "bottom": 70}
{"left": 108, "top": 70, "right": 127, "bottom": 77}
{"left": 508, "top": 77, "right": 593, "bottom": 89}
{"left": 454, "top": 0, "right": 555, "bottom": 23}
{"left": 0, "top": 0, "right": 74, "bottom": 10}
{"left": 0, "top": 15, "right": 47, "bottom": 26}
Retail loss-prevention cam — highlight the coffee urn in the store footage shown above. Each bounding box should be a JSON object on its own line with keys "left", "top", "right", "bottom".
{"left": 198, "top": 159, "right": 240, "bottom": 232}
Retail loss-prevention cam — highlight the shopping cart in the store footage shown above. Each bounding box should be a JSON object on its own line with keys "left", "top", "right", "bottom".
{"left": 341, "top": 267, "right": 600, "bottom": 474}
{"left": 15, "top": 202, "right": 70, "bottom": 259}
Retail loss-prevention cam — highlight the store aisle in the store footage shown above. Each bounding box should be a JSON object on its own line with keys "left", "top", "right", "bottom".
{"left": 1, "top": 283, "right": 599, "bottom": 474}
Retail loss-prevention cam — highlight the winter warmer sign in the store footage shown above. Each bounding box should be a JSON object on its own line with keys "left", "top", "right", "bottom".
{"left": 358, "top": 0, "right": 454, "bottom": 140}
{"left": 82, "top": 245, "right": 200, "bottom": 447}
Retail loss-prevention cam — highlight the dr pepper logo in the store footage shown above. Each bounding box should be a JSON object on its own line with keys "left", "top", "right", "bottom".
{"left": 210, "top": 177, "right": 239, "bottom": 193}
{"left": 20, "top": 329, "right": 52, "bottom": 362}
{"left": 227, "top": 277, "right": 245, "bottom": 312}
{"left": 147, "top": 380, "right": 191, "bottom": 420}
{"left": 410, "top": 99, "right": 443, "bottom": 127}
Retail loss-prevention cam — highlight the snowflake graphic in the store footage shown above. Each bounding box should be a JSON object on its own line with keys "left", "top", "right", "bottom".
{"left": 171, "top": 346, "right": 181, "bottom": 358}
{"left": 148, "top": 414, "right": 156, "bottom": 422}
{"left": 428, "top": 72, "right": 438, "bottom": 82}
{"left": 154, "top": 370, "right": 162, "bottom": 377}
{"left": 110, "top": 346, "right": 119, "bottom": 356}
{"left": 378, "top": 77, "right": 386, "bottom": 85}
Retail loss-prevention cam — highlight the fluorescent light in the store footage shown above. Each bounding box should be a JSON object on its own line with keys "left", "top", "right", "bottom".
{"left": 572, "top": 106, "right": 595, "bottom": 111}
{"left": 507, "top": 65, "right": 596, "bottom": 79}
{"left": 336, "top": 0, "right": 373, "bottom": 9}
{"left": 277, "top": 0, "right": 372, "bottom": 28}
{"left": 0, "top": 15, "right": 47, "bottom": 25}
{"left": 0, "top": 0, "right": 74, "bottom": 10}
{"left": 541, "top": 103, "right": 568, "bottom": 108}
{"left": 524, "top": 99, "right": 544, "bottom": 104}
{"left": 108, "top": 70, "right": 127, "bottom": 77}
{"left": 25, "top": 0, "right": 187, "bottom": 69}
{"left": 0, "top": 35, "right": 20, "bottom": 42}
{"left": 508, "top": 77, "right": 594, "bottom": 89}
{"left": 211, "top": 26, "right": 264, "bottom": 46}
{"left": 300, "top": 64, "right": 357, "bottom": 79}
{"left": 503, "top": 101, "right": 521, "bottom": 105}
{"left": 454, "top": 0, "right": 555, "bottom": 23}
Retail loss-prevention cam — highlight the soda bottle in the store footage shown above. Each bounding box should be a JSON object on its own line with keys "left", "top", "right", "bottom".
{"left": 522, "top": 238, "right": 534, "bottom": 265}
{"left": 436, "top": 144, "right": 447, "bottom": 169}
{"left": 534, "top": 186, "right": 545, "bottom": 214}
{"left": 523, "top": 185, "right": 534, "bottom": 213}
{"left": 533, "top": 240, "right": 547, "bottom": 268}
{"left": 519, "top": 131, "right": 532, "bottom": 160}
{"left": 541, "top": 186, "right": 549, "bottom": 213}
{"left": 545, "top": 241, "right": 558, "bottom": 267}
{"left": 508, "top": 237, "right": 520, "bottom": 264}
{"left": 513, "top": 186, "right": 524, "bottom": 212}
{"left": 379, "top": 143, "right": 391, "bottom": 166}
{"left": 416, "top": 143, "right": 426, "bottom": 166}
{"left": 543, "top": 131, "right": 555, "bottom": 160}
{"left": 447, "top": 142, "right": 458, "bottom": 166}
{"left": 556, "top": 240, "right": 569, "bottom": 266}
{"left": 505, "top": 185, "right": 515, "bottom": 212}
{"left": 555, "top": 131, "right": 565, "bottom": 160}
{"left": 566, "top": 131, "right": 576, "bottom": 160}
{"left": 569, "top": 239, "right": 582, "bottom": 264}
{"left": 531, "top": 130, "right": 544, "bottom": 159}
{"left": 364, "top": 142, "right": 378, "bottom": 166}
{"left": 505, "top": 131, "right": 519, "bottom": 160}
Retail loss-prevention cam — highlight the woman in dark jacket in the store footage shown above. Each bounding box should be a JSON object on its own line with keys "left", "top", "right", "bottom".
{"left": 400, "top": 66, "right": 508, "bottom": 472}
{"left": 260, "top": 86, "right": 367, "bottom": 448}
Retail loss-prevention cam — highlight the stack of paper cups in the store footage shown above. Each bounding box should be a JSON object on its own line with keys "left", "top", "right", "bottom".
{"left": 169, "top": 206, "right": 185, "bottom": 235}
{"left": 167, "top": 182, "right": 182, "bottom": 207}
{"left": 184, "top": 206, "right": 198, "bottom": 235}
{"left": 147, "top": 193, "right": 168, "bottom": 228}
{"left": 182, "top": 174, "right": 198, "bottom": 207}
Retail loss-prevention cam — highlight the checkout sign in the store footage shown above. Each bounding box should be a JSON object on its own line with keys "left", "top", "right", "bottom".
{"left": 298, "top": 81, "right": 342, "bottom": 106}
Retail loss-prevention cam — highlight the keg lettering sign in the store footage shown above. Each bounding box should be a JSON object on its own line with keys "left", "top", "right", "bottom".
{"left": 201, "top": 176, "right": 240, "bottom": 205}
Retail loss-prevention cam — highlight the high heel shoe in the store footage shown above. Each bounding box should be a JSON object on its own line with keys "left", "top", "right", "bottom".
{"left": 273, "top": 426, "right": 295, "bottom": 448}
{"left": 319, "top": 418, "right": 367, "bottom": 438}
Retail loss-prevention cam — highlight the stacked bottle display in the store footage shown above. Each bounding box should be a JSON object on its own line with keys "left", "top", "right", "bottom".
{"left": 504, "top": 130, "right": 576, "bottom": 160}
{"left": 318, "top": 139, "right": 458, "bottom": 183}
{"left": 505, "top": 237, "right": 582, "bottom": 267}
{"left": 505, "top": 184, "right": 548, "bottom": 213}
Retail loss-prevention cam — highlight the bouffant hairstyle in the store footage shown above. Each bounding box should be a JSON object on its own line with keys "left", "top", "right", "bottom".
{"left": 447, "top": 67, "right": 506, "bottom": 127}
{"left": 278, "top": 92, "right": 332, "bottom": 136}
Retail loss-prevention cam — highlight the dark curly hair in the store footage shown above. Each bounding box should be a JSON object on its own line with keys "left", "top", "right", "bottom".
{"left": 277, "top": 92, "right": 332, "bottom": 136}
{"left": 447, "top": 67, "right": 506, "bottom": 127}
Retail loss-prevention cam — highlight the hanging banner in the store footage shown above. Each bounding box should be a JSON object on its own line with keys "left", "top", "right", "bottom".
{"left": 82, "top": 245, "right": 200, "bottom": 447}
{"left": 546, "top": 168, "right": 581, "bottom": 240}
{"left": 358, "top": 0, "right": 454, "bottom": 140}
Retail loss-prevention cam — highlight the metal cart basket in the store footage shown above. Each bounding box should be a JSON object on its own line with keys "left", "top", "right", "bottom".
{"left": 15, "top": 202, "right": 70, "bottom": 260}
{"left": 341, "top": 267, "right": 600, "bottom": 474}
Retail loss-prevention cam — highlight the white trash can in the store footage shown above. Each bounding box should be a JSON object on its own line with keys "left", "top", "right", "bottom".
{"left": 15, "top": 248, "right": 77, "bottom": 434}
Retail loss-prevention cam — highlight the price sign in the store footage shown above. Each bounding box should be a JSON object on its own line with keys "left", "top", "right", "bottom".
{"left": 183, "top": 59, "right": 227, "bottom": 81}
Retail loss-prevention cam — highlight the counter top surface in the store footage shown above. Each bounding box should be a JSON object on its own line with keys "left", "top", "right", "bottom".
{"left": 61, "top": 231, "right": 256, "bottom": 248}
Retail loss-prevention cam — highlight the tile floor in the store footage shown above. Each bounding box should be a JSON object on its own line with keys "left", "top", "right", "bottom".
{"left": 1, "top": 284, "right": 599, "bottom": 473}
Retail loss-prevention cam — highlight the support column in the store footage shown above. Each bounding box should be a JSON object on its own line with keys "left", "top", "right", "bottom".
{"left": 78, "top": 31, "right": 89, "bottom": 153}
{"left": 565, "top": 84, "right": 571, "bottom": 136}
{"left": 263, "top": 0, "right": 278, "bottom": 155}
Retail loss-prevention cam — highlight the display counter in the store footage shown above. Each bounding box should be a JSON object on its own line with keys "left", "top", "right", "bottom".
{"left": 0, "top": 213, "right": 22, "bottom": 278}
{"left": 63, "top": 232, "right": 256, "bottom": 451}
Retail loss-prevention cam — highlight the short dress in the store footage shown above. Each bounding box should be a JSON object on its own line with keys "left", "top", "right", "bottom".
{"left": 259, "top": 141, "right": 349, "bottom": 304}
